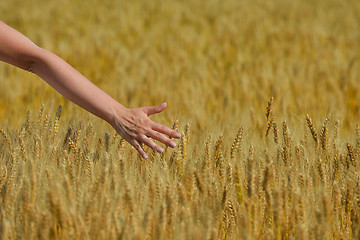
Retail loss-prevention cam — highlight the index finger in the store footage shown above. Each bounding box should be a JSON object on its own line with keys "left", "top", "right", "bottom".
{"left": 151, "top": 122, "right": 181, "bottom": 139}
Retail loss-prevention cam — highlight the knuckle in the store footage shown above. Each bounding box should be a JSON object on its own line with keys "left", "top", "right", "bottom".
{"left": 145, "top": 143, "right": 156, "bottom": 150}
{"left": 129, "top": 132, "right": 139, "bottom": 139}
{"left": 144, "top": 118, "right": 152, "bottom": 125}
{"left": 154, "top": 132, "right": 163, "bottom": 138}
{"left": 134, "top": 145, "right": 141, "bottom": 152}
{"left": 144, "top": 128, "right": 153, "bottom": 136}
{"left": 149, "top": 141, "right": 157, "bottom": 148}
{"left": 131, "top": 142, "right": 140, "bottom": 150}
{"left": 142, "top": 137, "right": 153, "bottom": 147}
{"left": 167, "top": 128, "right": 175, "bottom": 135}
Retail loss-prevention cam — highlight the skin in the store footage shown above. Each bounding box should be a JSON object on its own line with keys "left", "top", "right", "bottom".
{"left": 0, "top": 20, "right": 181, "bottom": 159}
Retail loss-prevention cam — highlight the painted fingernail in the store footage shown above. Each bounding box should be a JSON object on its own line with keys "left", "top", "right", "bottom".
{"left": 158, "top": 147, "right": 164, "bottom": 153}
{"left": 170, "top": 141, "right": 176, "bottom": 148}
{"left": 174, "top": 133, "right": 181, "bottom": 138}
{"left": 143, "top": 153, "right": 148, "bottom": 159}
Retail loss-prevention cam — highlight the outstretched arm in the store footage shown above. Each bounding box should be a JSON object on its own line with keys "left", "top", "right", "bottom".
{"left": 0, "top": 20, "right": 180, "bottom": 158}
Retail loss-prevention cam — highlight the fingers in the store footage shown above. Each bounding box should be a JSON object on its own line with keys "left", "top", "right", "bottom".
{"left": 141, "top": 136, "right": 165, "bottom": 153}
{"left": 130, "top": 139, "right": 148, "bottom": 159}
{"left": 147, "top": 131, "right": 177, "bottom": 148}
{"left": 115, "top": 102, "right": 181, "bottom": 158}
{"left": 152, "top": 122, "right": 181, "bottom": 139}
{"left": 143, "top": 102, "right": 167, "bottom": 116}
{"left": 129, "top": 136, "right": 163, "bottom": 159}
{"left": 128, "top": 130, "right": 178, "bottom": 158}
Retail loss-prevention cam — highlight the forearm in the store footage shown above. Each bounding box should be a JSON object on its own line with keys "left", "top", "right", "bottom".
{"left": 30, "top": 49, "right": 124, "bottom": 123}
{"left": 0, "top": 20, "right": 180, "bottom": 158}
{"left": 0, "top": 20, "right": 121, "bottom": 124}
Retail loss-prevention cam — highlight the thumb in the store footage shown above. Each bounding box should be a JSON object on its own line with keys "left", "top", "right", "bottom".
{"left": 144, "top": 102, "right": 167, "bottom": 116}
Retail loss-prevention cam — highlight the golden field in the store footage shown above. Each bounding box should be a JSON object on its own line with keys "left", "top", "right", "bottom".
{"left": 0, "top": 0, "right": 360, "bottom": 239}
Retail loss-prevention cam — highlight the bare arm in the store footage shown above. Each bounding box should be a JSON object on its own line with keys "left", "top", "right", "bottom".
{"left": 0, "top": 20, "right": 180, "bottom": 158}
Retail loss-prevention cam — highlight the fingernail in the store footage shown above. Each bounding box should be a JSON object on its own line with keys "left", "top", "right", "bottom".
{"left": 170, "top": 141, "right": 176, "bottom": 148}
{"left": 161, "top": 102, "right": 166, "bottom": 106}
{"left": 158, "top": 147, "right": 164, "bottom": 153}
{"left": 174, "top": 133, "right": 181, "bottom": 138}
{"left": 143, "top": 153, "right": 148, "bottom": 159}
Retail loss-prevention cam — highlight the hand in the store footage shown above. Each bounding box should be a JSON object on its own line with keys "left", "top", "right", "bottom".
{"left": 110, "top": 102, "right": 181, "bottom": 158}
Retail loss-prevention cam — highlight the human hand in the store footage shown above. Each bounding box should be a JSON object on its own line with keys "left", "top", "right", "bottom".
{"left": 110, "top": 102, "right": 181, "bottom": 158}
{"left": 0, "top": 20, "right": 180, "bottom": 158}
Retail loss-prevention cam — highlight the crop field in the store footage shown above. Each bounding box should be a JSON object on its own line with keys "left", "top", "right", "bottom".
{"left": 1, "top": 0, "right": 360, "bottom": 239}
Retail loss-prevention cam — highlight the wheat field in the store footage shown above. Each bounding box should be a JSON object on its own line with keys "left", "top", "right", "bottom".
{"left": 1, "top": 0, "right": 360, "bottom": 239}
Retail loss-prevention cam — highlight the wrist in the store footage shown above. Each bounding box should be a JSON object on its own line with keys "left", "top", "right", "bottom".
{"left": 107, "top": 102, "right": 128, "bottom": 126}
